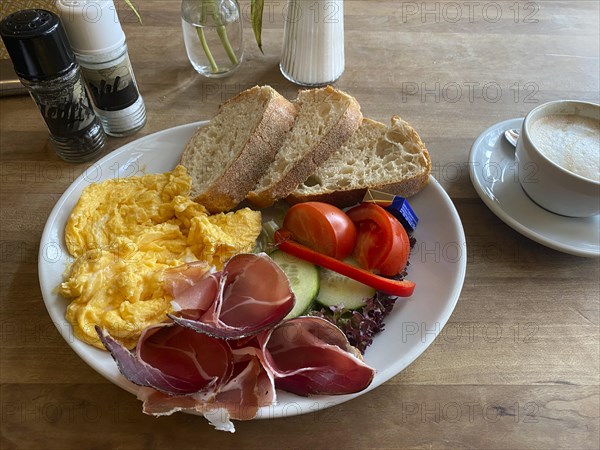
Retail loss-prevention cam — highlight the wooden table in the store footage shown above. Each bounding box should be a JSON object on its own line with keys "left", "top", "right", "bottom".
{"left": 1, "top": 1, "right": 598, "bottom": 448}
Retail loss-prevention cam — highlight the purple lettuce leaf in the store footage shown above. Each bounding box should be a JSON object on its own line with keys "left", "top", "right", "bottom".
{"left": 309, "top": 236, "right": 416, "bottom": 354}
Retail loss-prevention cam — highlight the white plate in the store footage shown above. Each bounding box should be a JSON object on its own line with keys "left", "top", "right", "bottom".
{"left": 39, "top": 121, "right": 467, "bottom": 420}
{"left": 469, "top": 118, "right": 600, "bottom": 258}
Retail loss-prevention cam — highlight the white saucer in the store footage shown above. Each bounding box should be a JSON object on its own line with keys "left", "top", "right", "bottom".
{"left": 469, "top": 118, "right": 600, "bottom": 258}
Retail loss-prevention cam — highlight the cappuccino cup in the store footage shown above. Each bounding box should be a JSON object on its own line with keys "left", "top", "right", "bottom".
{"left": 516, "top": 100, "right": 600, "bottom": 217}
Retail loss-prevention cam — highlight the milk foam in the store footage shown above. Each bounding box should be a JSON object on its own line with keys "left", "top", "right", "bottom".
{"left": 529, "top": 114, "right": 600, "bottom": 182}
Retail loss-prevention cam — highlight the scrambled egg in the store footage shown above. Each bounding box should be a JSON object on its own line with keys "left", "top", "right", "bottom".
{"left": 60, "top": 165, "right": 261, "bottom": 349}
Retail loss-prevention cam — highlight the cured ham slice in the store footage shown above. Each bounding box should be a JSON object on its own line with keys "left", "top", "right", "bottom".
{"left": 97, "top": 323, "right": 232, "bottom": 395}
{"left": 134, "top": 341, "right": 276, "bottom": 433}
{"left": 163, "top": 260, "right": 212, "bottom": 298}
{"left": 164, "top": 261, "right": 219, "bottom": 312}
{"left": 97, "top": 254, "right": 376, "bottom": 432}
{"left": 98, "top": 322, "right": 276, "bottom": 433}
{"left": 168, "top": 253, "right": 295, "bottom": 339}
{"left": 259, "top": 317, "right": 376, "bottom": 396}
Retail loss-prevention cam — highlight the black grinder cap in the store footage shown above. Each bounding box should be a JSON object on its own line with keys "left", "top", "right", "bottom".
{"left": 0, "top": 9, "right": 76, "bottom": 81}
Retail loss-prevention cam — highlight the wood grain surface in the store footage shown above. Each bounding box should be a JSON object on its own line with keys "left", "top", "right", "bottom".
{"left": 1, "top": 1, "right": 599, "bottom": 448}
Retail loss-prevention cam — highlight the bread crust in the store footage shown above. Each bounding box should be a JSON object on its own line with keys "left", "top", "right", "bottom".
{"left": 286, "top": 175, "right": 431, "bottom": 208}
{"left": 247, "top": 88, "right": 363, "bottom": 208}
{"left": 287, "top": 115, "right": 431, "bottom": 207}
{"left": 184, "top": 86, "right": 297, "bottom": 213}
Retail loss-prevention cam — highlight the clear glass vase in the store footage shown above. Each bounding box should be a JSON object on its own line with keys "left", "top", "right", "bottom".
{"left": 181, "top": 0, "right": 243, "bottom": 78}
{"left": 280, "top": 0, "right": 345, "bottom": 86}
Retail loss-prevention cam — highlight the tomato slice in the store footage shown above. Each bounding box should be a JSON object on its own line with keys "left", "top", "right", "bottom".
{"left": 346, "top": 203, "right": 410, "bottom": 276}
{"left": 282, "top": 202, "right": 357, "bottom": 260}
{"left": 353, "top": 219, "right": 392, "bottom": 270}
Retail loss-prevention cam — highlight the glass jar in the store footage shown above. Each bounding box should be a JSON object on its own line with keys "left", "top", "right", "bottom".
{"left": 280, "top": 0, "right": 345, "bottom": 86}
{"left": 181, "top": 0, "right": 243, "bottom": 78}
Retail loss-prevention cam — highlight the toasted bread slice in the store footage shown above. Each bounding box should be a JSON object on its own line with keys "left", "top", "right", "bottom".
{"left": 287, "top": 116, "right": 431, "bottom": 207}
{"left": 246, "top": 86, "right": 362, "bottom": 208}
{"left": 180, "top": 86, "right": 297, "bottom": 213}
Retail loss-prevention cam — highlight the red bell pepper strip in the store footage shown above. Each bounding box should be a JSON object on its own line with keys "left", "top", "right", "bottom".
{"left": 274, "top": 229, "right": 415, "bottom": 297}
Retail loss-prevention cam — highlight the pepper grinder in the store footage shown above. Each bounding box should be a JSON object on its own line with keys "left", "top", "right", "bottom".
{"left": 56, "top": 0, "right": 146, "bottom": 137}
{"left": 0, "top": 9, "right": 106, "bottom": 163}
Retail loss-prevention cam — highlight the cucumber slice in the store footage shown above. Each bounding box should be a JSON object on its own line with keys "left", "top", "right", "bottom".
{"left": 270, "top": 250, "right": 319, "bottom": 319}
{"left": 317, "top": 260, "right": 376, "bottom": 310}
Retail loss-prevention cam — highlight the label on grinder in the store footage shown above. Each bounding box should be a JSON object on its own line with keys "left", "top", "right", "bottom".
{"left": 32, "top": 77, "right": 96, "bottom": 138}
{"left": 81, "top": 54, "right": 140, "bottom": 112}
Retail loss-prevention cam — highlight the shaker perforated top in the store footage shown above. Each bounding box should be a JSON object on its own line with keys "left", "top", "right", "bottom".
{"left": 0, "top": 9, "right": 76, "bottom": 80}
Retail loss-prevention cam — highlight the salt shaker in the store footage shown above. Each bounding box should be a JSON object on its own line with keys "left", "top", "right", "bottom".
{"left": 56, "top": 0, "right": 146, "bottom": 137}
{"left": 280, "top": 0, "right": 345, "bottom": 86}
{"left": 0, "top": 9, "right": 105, "bottom": 163}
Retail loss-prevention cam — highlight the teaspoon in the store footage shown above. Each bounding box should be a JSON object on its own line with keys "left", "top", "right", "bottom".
{"left": 504, "top": 128, "right": 520, "bottom": 147}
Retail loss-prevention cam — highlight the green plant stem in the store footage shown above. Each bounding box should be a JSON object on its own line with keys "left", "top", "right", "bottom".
{"left": 197, "top": 26, "right": 219, "bottom": 73}
{"left": 198, "top": 0, "right": 218, "bottom": 73}
{"left": 207, "top": 0, "right": 239, "bottom": 66}
{"left": 123, "top": 0, "right": 143, "bottom": 24}
{"left": 216, "top": 24, "right": 239, "bottom": 65}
